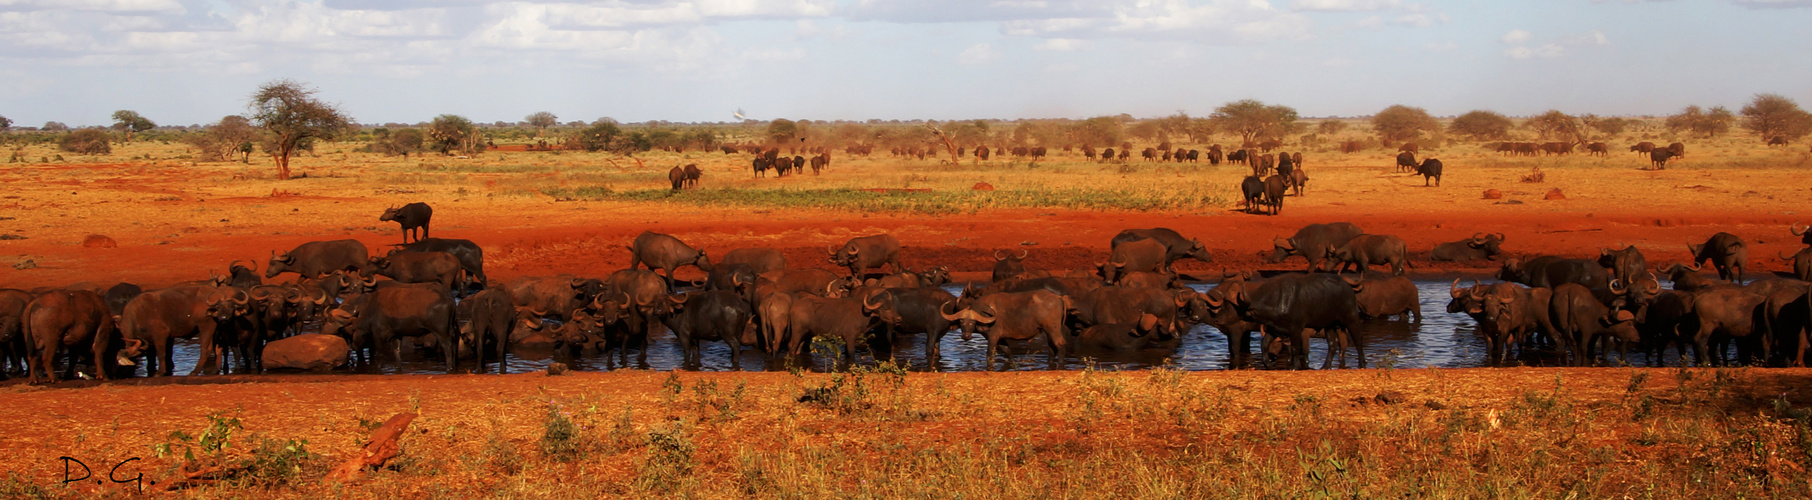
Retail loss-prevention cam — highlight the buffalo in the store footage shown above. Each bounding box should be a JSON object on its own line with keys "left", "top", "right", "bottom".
{"left": 1240, "top": 176, "right": 1265, "bottom": 212}
{"left": 1110, "top": 228, "right": 1213, "bottom": 271}
{"left": 668, "top": 166, "right": 687, "bottom": 191}
{"left": 457, "top": 289, "right": 514, "bottom": 373}
{"left": 663, "top": 291, "right": 752, "bottom": 369}
{"left": 1629, "top": 142, "right": 1655, "bottom": 155}
{"left": 862, "top": 287, "right": 960, "bottom": 364}
{"left": 22, "top": 290, "right": 122, "bottom": 383}
{"left": 1414, "top": 159, "right": 1443, "bottom": 186}
{"left": 1350, "top": 273, "right": 1421, "bottom": 322}
{"left": 1657, "top": 262, "right": 1727, "bottom": 292}
{"left": 379, "top": 202, "right": 433, "bottom": 244}
{"left": 830, "top": 234, "right": 903, "bottom": 278}
{"left": 390, "top": 238, "right": 486, "bottom": 291}
{"left": 1, "top": 289, "right": 32, "bottom": 375}
{"left": 1261, "top": 174, "right": 1287, "bottom": 215}
{"left": 1188, "top": 271, "right": 1261, "bottom": 368}
{"left": 267, "top": 240, "right": 371, "bottom": 279}
{"left": 1270, "top": 222, "right": 1365, "bottom": 272}
{"left": 784, "top": 295, "right": 876, "bottom": 367}
{"left": 1498, "top": 256, "right": 1611, "bottom": 289}
{"left": 1325, "top": 234, "right": 1409, "bottom": 276}
{"left": 1242, "top": 273, "right": 1363, "bottom": 370}
{"left": 1395, "top": 151, "right": 1416, "bottom": 173}
{"left": 991, "top": 249, "right": 1031, "bottom": 282}
{"left": 1430, "top": 233, "right": 1507, "bottom": 262}
{"left": 1550, "top": 283, "right": 1640, "bottom": 366}
{"left": 1667, "top": 142, "right": 1686, "bottom": 157}
{"left": 1598, "top": 245, "right": 1648, "bottom": 287}
{"left": 941, "top": 290, "right": 1069, "bottom": 370}
{"left": 117, "top": 285, "right": 246, "bottom": 376}
{"left": 1100, "top": 238, "right": 1167, "bottom": 283}
{"left": 629, "top": 231, "right": 714, "bottom": 291}
{"left": 1688, "top": 232, "right": 1747, "bottom": 283}
{"left": 1648, "top": 150, "right": 1673, "bottom": 170}
{"left": 368, "top": 251, "right": 463, "bottom": 292}
{"left": 1780, "top": 248, "right": 1812, "bottom": 282}
{"left": 1682, "top": 286, "right": 1768, "bottom": 366}
{"left": 323, "top": 282, "right": 457, "bottom": 371}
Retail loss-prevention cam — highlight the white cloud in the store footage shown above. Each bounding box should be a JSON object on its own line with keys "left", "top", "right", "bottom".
{"left": 957, "top": 43, "right": 999, "bottom": 65}
{"left": 1501, "top": 29, "right": 1608, "bottom": 60}
{"left": 1290, "top": 0, "right": 1404, "bottom": 11}
{"left": 999, "top": 0, "right": 1311, "bottom": 44}
{"left": 1353, "top": 15, "right": 1383, "bottom": 28}
{"left": 1423, "top": 41, "right": 1456, "bottom": 52}
{"left": 1392, "top": 13, "right": 1432, "bottom": 26}
{"left": 1501, "top": 29, "right": 1531, "bottom": 43}
{"left": 1032, "top": 38, "right": 1089, "bottom": 51}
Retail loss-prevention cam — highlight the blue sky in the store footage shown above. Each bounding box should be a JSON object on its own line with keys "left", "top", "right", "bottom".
{"left": 1, "top": 0, "right": 1808, "bottom": 127}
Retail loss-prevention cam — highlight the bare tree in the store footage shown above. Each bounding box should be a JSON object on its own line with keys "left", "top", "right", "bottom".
{"left": 526, "top": 111, "right": 558, "bottom": 137}
{"left": 249, "top": 79, "right": 352, "bottom": 180}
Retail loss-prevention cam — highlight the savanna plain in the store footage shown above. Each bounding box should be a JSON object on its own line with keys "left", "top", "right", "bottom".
{"left": 3, "top": 128, "right": 1812, "bottom": 498}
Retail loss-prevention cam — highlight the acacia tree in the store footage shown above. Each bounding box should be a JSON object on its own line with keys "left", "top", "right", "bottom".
{"left": 1371, "top": 105, "right": 1439, "bottom": 145}
{"left": 1448, "top": 110, "right": 1513, "bottom": 141}
{"left": 1665, "top": 105, "right": 1734, "bottom": 139}
{"left": 187, "top": 115, "right": 258, "bottom": 162}
{"left": 767, "top": 119, "right": 798, "bottom": 144}
{"left": 427, "top": 114, "right": 484, "bottom": 155}
{"left": 1581, "top": 115, "right": 1631, "bottom": 139}
{"left": 249, "top": 80, "right": 352, "bottom": 180}
{"left": 1209, "top": 99, "right": 1299, "bottom": 145}
{"left": 1526, "top": 110, "right": 1585, "bottom": 143}
{"left": 526, "top": 111, "right": 558, "bottom": 137}
{"left": 0, "top": 115, "right": 11, "bottom": 131}
{"left": 42, "top": 121, "right": 69, "bottom": 131}
{"left": 111, "top": 110, "right": 155, "bottom": 142}
{"left": 1740, "top": 94, "right": 1812, "bottom": 143}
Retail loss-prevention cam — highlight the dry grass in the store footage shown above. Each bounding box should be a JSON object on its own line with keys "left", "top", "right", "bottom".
{"left": 3, "top": 367, "right": 1809, "bottom": 498}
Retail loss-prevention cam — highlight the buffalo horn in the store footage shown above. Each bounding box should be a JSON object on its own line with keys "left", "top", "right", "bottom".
{"left": 863, "top": 291, "right": 885, "bottom": 311}
{"left": 993, "top": 250, "right": 1006, "bottom": 261}
{"left": 1645, "top": 273, "right": 1661, "bottom": 293}
{"left": 938, "top": 301, "right": 962, "bottom": 321}
{"left": 329, "top": 308, "right": 355, "bottom": 323}
{"left": 1449, "top": 278, "right": 1465, "bottom": 298}
{"left": 1793, "top": 222, "right": 1808, "bottom": 236}
{"left": 1608, "top": 279, "right": 1627, "bottom": 295}
{"left": 1201, "top": 291, "right": 1224, "bottom": 308}
{"left": 232, "top": 288, "right": 250, "bottom": 304}
{"left": 1782, "top": 250, "right": 1799, "bottom": 261}
{"left": 826, "top": 244, "right": 838, "bottom": 256}
{"left": 669, "top": 293, "right": 688, "bottom": 305}
{"left": 1017, "top": 249, "right": 1029, "bottom": 259}
{"left": 1468, "top": 280, "right": 1485, "bottom": 300}
{"left": 972, "top": 308, "right": 996, "bottom": 324}
{"left": 360, "top": 274, "right": 378, "bottom": 288}
{"left": 570, "top": 277, "right": 588, "bottom": 289}
{"left": 1273, "top": 237, "right": 1294, "bottom": 251}
{"left": 1494, "top": 233, "right": 1506, "bottom": 241}
{"left": 1341, "top": 275, "right": 1362, "bottom": 288}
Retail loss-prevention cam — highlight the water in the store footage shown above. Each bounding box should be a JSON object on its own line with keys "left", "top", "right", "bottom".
{"left": 135, "top": 279, "right": 1680, "bottom": 375}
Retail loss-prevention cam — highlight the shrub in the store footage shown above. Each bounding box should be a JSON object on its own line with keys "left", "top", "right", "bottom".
{"left": 59, "top": 129, "right": 111, "bottom": 155}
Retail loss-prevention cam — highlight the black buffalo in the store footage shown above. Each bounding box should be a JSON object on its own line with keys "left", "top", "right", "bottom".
{"left": 1415, "top": 159, "right": 1443, "bottom": 186}
{"left": 1242, "top": 273, "right": 1363, "bottom": 370}
{"left": 1269, "top": 222, "right": 1365, "bottom": 272}
{"left": 940, "top": 290, "right": 1069, "bottom": 370}
{"left": 1110, "top": 228, "right": 1213, "bottom": 271}
{"left": 663, "top": 291, "right": 753, "bottom": 369}
{"left": 1430, "top": 233, "right": 1506, "bottom": 262}
{"left": 830, "top": 234, "right": 903, "bottom": 278}
{"left": 391, "top": 238, "right": 486, "bottom": 290}
{"left": 379, "top": 202, "right": 433, "bottom": 244}
{"left": 1325, "top": 234, "right": 1409, "bottom": 275}
{"left": 629, "top": 231, "right": 714, "bottom": 291}
{"left": 267, "top": 239, "right": 371, "bottom": 279}
{"left": 1597, "top": 245, "right": 1648, "bottom": 287}
{"left": 322, "top": 283, "right": 457, "bottom": 372}
{"left": 1498, "top": 256, "right": 1610, "bottom": 289}
{"left": 992, "top": 249, "right": 1031, "bottom": 282}
{"left": 1688, "top": 232, "right": 1747, "bottom": 283}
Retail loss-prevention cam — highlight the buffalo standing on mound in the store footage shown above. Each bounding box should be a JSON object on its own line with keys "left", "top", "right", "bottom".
{"left": 379, "top": 203, "right": 433, "bottom": 244}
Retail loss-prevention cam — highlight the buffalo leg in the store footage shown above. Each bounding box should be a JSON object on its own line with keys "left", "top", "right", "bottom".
{"left": 495, "top": 329, "right": 509, "bottom": 374}
{"left": 90, "top": 331, "right": 111, "bottom": 381}
{"left": 191, "top": 324, "right": 217, "bottom": 376}
{"left": 985, "top": 337, "right": 1001, "bottom": 371}
{"left": 726, "top": 334, "right": 742, "bottom": 371}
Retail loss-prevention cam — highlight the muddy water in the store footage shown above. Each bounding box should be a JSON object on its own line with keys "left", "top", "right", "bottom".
{"left": 140, "top": 279, "right": 1682, "bottom": 376}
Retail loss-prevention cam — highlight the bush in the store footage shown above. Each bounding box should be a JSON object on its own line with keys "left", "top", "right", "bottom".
{"left": 60, "top": 129, "right": 112, "bottom": 155}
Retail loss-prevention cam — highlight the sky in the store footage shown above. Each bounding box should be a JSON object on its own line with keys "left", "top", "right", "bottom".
{"left": 1, "top": 0, "right": 1809, "bottom": 127}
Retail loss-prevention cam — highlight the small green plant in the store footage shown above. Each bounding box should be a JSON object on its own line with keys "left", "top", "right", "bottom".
{"left": 638, "top": 422, "right": 696, "bottom": 492}
{"left": 153, "top": 411, "right": 242, "bottom": 462}
{"left": 241, "top": 435, "right": 313, "bottom": 486}
{"left": 483, "top": 427, "right": 523, "bottom": 475}
{"left": 541, "top": 402, "right": 586, "bottom": 461}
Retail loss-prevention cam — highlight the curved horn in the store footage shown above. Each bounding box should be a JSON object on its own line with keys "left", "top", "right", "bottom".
{"left": 1273, "top": 237, "right": 1294, "bottom": 251}
{"left": 329, "top": 309, "right": 355, "bottom": 323}
{"left": 571, "top": 277, "right": 588, "bottom": 288}
{"left": 360, "top": 274, "right": 378, "bottom": 288}
{"left": 232, "top": 288, "right": 250, "bottom": 304}
{"left": 972, "top": 308, "right": 996, "bottom": 324}
{"left": 1793, "top": 222, "right": 1808, "bottom": 236}
{"left": 635, "top": 293, "right": 653, "bottom": 308}
{"left": 1468, "top": 280, "right": 1485, "bottom": 300}
{"left": 993, "top": 250, "right": 1006, "bottom": 261}
{"left": 1494, "top": 233, "right": 1506, "bottom": 241}
{"left": 1684, "top": 262, "right": 1701, "bottom": 272}
{"left": 939, "top": 301, "right": 962, "bottom": 321}
{"left": 669, "top": 293, "right": 688, "bottom": 305}
{"left": 1341, "top": 275, "right": 1362, "bottom": 288}
{"left": 1449, "top": 278, "right": 1465, "bottom": 299}
{"left": 1202, "top": 291, "right": 1224, "bottom": 308}
{"left": 1609, "top": 279, "right": 1627, "bottom": 295}
{"left": 229, "top": 259, "right": 256, "bottom": 273}
{"left": 826, "top": 244, "right": 839, "bottom": 256}
{"left": 1645, "top": 273, "right": 1661, "bottom": 294}
{"left": 863, "top": 291, "right": 886, "bottom": 311}
{"left": 1017, "top": 249, "right": 1029, "bottom": 259}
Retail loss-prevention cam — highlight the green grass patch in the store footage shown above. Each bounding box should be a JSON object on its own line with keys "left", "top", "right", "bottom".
{"left": 538, "top": 186, "right": 1230, "bottom": 214}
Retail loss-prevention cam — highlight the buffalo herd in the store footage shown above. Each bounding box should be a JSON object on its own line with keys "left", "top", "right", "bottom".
{"left": 9, "top": 207, "right": 1812, "bottom": 382}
